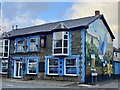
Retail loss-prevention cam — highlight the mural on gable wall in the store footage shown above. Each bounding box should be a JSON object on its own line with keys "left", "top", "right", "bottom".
{"left": 86, "top": 18, "right": 113, "bottom": 77}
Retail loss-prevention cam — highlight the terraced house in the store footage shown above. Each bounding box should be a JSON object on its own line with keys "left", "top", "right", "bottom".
{"left": 0, "top": 11, "right": 116, "bottom": 83}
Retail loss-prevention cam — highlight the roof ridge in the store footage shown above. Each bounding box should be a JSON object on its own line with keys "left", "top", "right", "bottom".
{"left": 12, "top": 15, "right": 97, "bottom": 31}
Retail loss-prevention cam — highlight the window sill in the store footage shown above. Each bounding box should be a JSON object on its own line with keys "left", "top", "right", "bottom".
{"left": 53, "top": 54, "right": 68, "bottom": 56}
{"left": 64, "top": 74, "right": 78, "bottom": 76}
{"left": 14, "top": 52, "right": 24, "bottom": 54}
{"left": 0, "top": 72, "right": 8, "bottom": 74}
{"left": 27, "top": 51, "right": 39, "bottom": 53}
{"left": 47, "top": 74, "right": 59, "bottom": 75}
{"left": 26, "top": 73, "right": 37, "bottom": 75}
{"left": 0, "top": 57, "right": 9, "bottom": 58}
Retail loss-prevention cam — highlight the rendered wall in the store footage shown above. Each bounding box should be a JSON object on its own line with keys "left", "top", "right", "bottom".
{"left": 85, "top": 18, "right": 113, "bottom": 81}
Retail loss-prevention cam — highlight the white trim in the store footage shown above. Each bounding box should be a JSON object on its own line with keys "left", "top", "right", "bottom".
{"left": 53, "top": 31, "right": 69, "bottom": 55}
{"left": 27, "top": 58, "right": 37, "bottom": 74}
{"left": 1, "top": 39, "right": 10, "bottom": 58}
{"left": 47, "top": 58, "right": 59, "bottom": 75}
{"left": 64, "top": 58, "right": 77, "bottom": 76}
{"left": 53, "top": 54, "right": 68, "bottom": 56}
{"left": 14, "top": 60, "right": 22, "bottom": 78}
{"left": 52, "top": 22, "right": 69, "bottom": 30}
{"left": 0, "top": 59, "right": 8, "bottom": 74}
{"left": 64, "top": 74, "right": 77, "bottom": 76}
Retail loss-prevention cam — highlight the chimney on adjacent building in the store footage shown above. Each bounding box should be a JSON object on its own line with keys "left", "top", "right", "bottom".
{"left": 12, "top": 25, "right": 14, "bottom": 30}
{"left": 95, "top": 10, "right": 100, "bottom": 16}
{"left": 15, "top": 25, "right": 18, "bottom": 30}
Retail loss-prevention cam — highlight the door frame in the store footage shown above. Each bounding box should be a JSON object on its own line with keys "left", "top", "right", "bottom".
{"left": 14, "top": 59, "right": 22, "bottom": 78}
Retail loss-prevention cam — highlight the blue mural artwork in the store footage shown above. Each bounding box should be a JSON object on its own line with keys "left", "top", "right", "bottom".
{"left": 86, "top": 18, "right": 113, "bottom": 77}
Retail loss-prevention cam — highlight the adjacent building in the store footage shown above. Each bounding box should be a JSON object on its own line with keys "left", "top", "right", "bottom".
{"left": 113, "top": 47, "right": 120, "bottom": 78}
{"left": 0, "top": 32, "right": 10, "bottom": 77}
{"left": 0, "top": 11, "right": 115, "bottom": 83}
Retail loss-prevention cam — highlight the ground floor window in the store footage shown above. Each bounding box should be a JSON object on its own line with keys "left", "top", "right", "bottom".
{"left": 48, "top": 58, "right": 58, "bottom": 75}
{"left": 0, "top": 59, "right": 8, "bottom": 74}
{"left": 27, "top": 57, "right": 38, "bottom": 74}
{"left": 64, "top": 58, "right": 77, "bottom": 76}
{"left": 45, "top": 56, "right": 79, "bottom": 76}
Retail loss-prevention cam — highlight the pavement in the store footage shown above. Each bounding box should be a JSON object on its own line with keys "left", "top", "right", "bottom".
{"left": 1, "top": 77, "right": 120, "bottom": 89}
{"left": 2, "top": 78, "right": 75, "bottom": 88}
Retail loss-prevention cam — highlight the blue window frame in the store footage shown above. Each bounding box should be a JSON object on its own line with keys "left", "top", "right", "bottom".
{"left": 27, "top": 36, "right": 38, "bottom": 52}
{"left": 48, "top": 58, "right": 59, "bottom": 75}
{"left": 53, "top": 31, "right": 70, "bottom": 56}
{"left": 14, "top": 38, "right": 24, "bottom": 53}
{"left": 26, "top": 56, "right": 38, "bottom": 74}
{"left": 64, "top": 58, "right": 77, "bottom": 76}
{"left": 45, "top": 55, "right": 79, "bottom": 76}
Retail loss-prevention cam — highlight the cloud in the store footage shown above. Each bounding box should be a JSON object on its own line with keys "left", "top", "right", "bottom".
{"left": 2, "top": 12, "right": 46, "bottom": 32}
{"left": 69, "top": 2, "right": 118, "bottom": 48}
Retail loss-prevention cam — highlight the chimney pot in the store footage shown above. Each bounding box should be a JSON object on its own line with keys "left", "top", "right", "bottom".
{"left": 95, "top": 10, "right": 100, "bottom": 16}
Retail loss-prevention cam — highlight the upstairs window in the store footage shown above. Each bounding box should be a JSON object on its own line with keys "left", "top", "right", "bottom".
{"left": 27, "top": 36, "right": 38, "bottom": 52}
{"left": 0, "top": 39, "right": 9, "bottom": 58}
{"left": 14, "top": 38, "right": 24, "bottom": 53}
{"left": 0, "top": 40, "right": 3, "bottom": 57}
{"left": 53, "top": 31, "right": 69, "bottom": 55}
{"left": 4, "top": 40, "right": 9, "bottom": 57}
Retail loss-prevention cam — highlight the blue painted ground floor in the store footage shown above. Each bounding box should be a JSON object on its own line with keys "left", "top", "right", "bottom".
{"left": 0, "top": 56, "right": 120, "bottom": 83}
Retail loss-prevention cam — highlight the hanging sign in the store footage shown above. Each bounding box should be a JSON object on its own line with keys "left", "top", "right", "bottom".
{"left": 40, "top": 35, "right": 46, "bottom": 48}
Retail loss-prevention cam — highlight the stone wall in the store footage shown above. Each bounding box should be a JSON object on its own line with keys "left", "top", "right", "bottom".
{"left": 9, "top": 33, "right": 52, "bottom": 79}
{"left": 43, "top": 29, "right": 83, "bottom": 82}
{"left": 9, "top": 29, "right": 83, "bottom": 82}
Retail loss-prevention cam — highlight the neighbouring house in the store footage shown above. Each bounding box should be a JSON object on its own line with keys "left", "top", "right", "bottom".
{"left": 113, "top": 47, "right": 120, "bottom": 78}
{"left": 0, "top": 32, "right": 10, "bottom": 77}
{"left": 0, "top": 11, "right": 115, "bottom": 83}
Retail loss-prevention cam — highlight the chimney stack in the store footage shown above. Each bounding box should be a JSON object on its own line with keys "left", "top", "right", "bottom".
{"left": 15, "top": 25, "right": 18, "bottom": 30}
{"left": 12, "top": 25, "right": 14, "bottom": 30}
{"left": 95, "top": 10, "right": 100, "bottom": 16}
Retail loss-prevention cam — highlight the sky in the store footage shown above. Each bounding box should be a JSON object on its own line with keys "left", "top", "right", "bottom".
{"left": 1, "top": 1, "right": 119, "bottom": 48}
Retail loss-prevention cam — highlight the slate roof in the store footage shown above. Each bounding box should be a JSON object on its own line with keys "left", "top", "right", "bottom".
{"left": 7, "top": 15, "right": 115, "bottom": 39}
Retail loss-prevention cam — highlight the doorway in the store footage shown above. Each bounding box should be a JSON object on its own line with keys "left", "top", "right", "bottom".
{"left": 14, "top": 60, "right": 22, "bottom": 78}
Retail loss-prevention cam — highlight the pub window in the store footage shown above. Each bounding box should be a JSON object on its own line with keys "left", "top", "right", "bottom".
{"left": 48, "top": 58, "right": 58, "bottom": 75}
{"left": 27, "top": 36, "right": 38, "bottom": 52}
{"left": 27, "top": 57, "right": 38, "bottom": 74}
{"left": 53, "top": 31, "right": 69, "bottom": 55}
{"left": 64, "top": 58, "right": 77, "bottom": 76}
{"left": 0, "top": 40, "right": 3, "bottom": 57}
{"left": 0, "top": 39, "right": 9, "bottom": 58}
{"left": 0, "top": 59, "right": 8, "bottom": 74}
{"left": 14, "top": 38, "right": 24, "bottom": 53}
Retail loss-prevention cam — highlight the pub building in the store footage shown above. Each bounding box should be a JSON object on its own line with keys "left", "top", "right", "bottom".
{"left": 0, "top": 11, "right": 115, "bottom": 83}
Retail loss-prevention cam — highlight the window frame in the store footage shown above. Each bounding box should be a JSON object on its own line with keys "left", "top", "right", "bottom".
{"left": 0, "top": 59, "right": 8, "bottom": 74}
{"left": 0, "top": 39, "right": 3, "bottom": 57}
{"left": 47, "top": 58, "right": 59, "bottom": 75}
{"left": 0, "top": 39, "right": 10, "bottom": 58}
{"left": 26, "top": 57, "right": 38, "bottom": 74}
{"left": 64, "top": 58, "right": 77, "bottom": 76}
{"left": 27, "top": 36, "right": 38, "bottom": 52}
{"left": 53, "top": 31, "right": 69, "bottom": 56}
{"left": 14, "top": 38, "right": 24, "bottom": 53}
